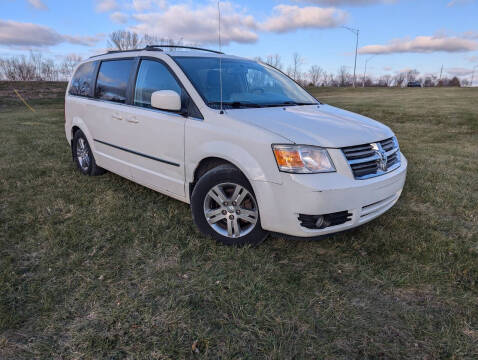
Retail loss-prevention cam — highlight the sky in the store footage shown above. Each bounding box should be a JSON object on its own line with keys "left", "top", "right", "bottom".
{"left": 1, "top": 0, "right": 478, "bottom": 82}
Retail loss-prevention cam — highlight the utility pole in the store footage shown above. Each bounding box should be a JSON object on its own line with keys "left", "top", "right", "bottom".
{"left": 470, "top": 65, "right": 478, "bottom": 87}
{"left": 362, "top": 55, "right": 376, "bottom": 87}
{"left": 343, "top": 26, "right": 360, "bottom": 88}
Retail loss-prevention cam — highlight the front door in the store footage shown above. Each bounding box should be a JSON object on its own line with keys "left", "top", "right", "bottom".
{"left": 119, "top": 58, "right": 186, "bottom": 198}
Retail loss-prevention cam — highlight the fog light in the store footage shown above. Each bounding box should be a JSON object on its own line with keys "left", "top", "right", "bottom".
{"left": 298, "top": 211, "right": 352, "bottom": 230}
{"left": 315, "top": 216, "right": 325, "bottom": 228}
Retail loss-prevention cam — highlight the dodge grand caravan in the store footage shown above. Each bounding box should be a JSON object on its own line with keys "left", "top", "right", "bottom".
{"left": 65, "top": 45, "right": 407, "bottom": 246}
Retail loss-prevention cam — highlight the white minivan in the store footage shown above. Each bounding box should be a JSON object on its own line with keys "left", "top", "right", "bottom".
{"left": 65, "top": 45, "right": 407, "bottom": 246}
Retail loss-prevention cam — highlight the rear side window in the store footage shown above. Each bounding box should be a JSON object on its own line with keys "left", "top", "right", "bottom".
{"left": 134, "top": 60, "right": 182, "bottom": 108}
{"left": 69, "top": 61, "right": 97, "bottom": 97}
{"left": 95, "top": 59, "right": 135, "bottom": 103}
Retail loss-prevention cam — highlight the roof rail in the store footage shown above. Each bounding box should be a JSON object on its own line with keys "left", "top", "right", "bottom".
{"left": 144, "top": 45, "right": 223, "bottom": 54}
{"left": 89, "top": 47, "right": 162, "bottom": 58}
{"left": 89, "top": 44, "right": 223, "bottom": 59}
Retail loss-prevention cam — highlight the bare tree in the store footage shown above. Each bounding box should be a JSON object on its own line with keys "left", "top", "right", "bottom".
{"left": 265, "top": 54, "right": 282, "bottom": 70}
{"left": 40, "top": 59, "right": 59, "bottom": 81}
{"left": 449, "top": 76, "right": 461, "bottom": 87}
{"left": 107, "top": 30, "right": 189, "bottom": 51}
{"left": 423, "top": 76, "right": 436, "bottom": 87}
{"left": 60, "top": 54, "right": 82, "bottom": 80}
{"left": 405, "top": 69, "right": 419, "bottom": 84}
{"left": 362, "top": 76, "right": 373, "bottom": 87}
{"left": 0, "top": 55, "right": 37, "bottom": 81}
{"left": 394, "top": 72, "right": 406, "bottom": 87}
{"left": 321, "top": 71, "right": 336, "bottom": 87}
{"left": 142, "top": 35, "right": 185, "bottom": 50}
{"left": 337, "top": 66, "right": 352, "bottom": 87}
{"left": 108, "top": 30, "right": 141, "bottom": 50}
{"left": 287, "top": 53, "right": 304, "bottom": 82}
{"left": 0, "top": 51, "right": 64, "bottom": 81}
{"left": 29, "top": 52, "right": 44, "bottom": 79}
{"left": 308, "top": 65, "right": 324, "bottom": 87}
{"left": 379, "top": 74, "right": 392, "bottom": 87}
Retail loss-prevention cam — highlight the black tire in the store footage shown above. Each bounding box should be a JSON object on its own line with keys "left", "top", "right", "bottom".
{"left": 191, "top": 164, "right": 268, "bottom": 246}
{"left": 72, "top": 130, "right": 106, "bottom": 176}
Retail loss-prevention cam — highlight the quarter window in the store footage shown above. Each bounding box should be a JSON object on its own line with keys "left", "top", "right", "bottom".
{"left": 95, "top": 59, "right": 135, "bottom": 103}
{"left": 134, "top": 60, "right": 182, "bottom": 108}
{"left": 69, "top": 61, "right": 97, "bottom": 97}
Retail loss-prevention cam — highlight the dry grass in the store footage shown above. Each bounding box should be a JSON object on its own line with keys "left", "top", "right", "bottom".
{"left": 1, "top": 82, "right": 477, "bottom": 359}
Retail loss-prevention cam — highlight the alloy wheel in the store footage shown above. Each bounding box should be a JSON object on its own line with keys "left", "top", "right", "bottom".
{"left": 76, "top": 137, "right": 90, "bottom": 171}
{"left": 203, "top": 182, "right": 258, "bottom": 238}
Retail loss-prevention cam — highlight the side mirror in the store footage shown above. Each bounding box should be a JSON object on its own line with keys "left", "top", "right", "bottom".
{"left": 151, "top": 90, "right": 181, "bottom": 111}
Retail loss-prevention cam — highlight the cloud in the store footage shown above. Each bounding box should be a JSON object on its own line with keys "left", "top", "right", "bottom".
{"left": 293, "top": 0, "right": 396, "bottom": 5}
{"left": 130, "top": 2, "right": 257, "bottom": 45}
{"left": 446, "top": 67, "right": 474, "bottom": 76}
{"left": 463, "top": 30, "right": 478, "bottom": 39}
{"left": 132, "top": 0, "right": 167, "bottom": 11}
{"left": 359, "top": 35, "right": 478, "bottom": 54}
{"left": 0, "top": 20, "right": 103, "bottom": 47}
{"left": 96, "top": 0, "right": 118, "bottom": 13}
{"left": 467, "top": 55, "right": 478, "bottom": 62}
{"left": 27, "top": 0, "right": 48, "bottom": 10}
{"left": 110, "top": 12, "right": 129, "bottom": 24}
{"left": 447, "top": 0, "right": 474, "bottom": 7}
{"left": 261, "top": 5, "right": 347, "bottom": 33}
{"left": 63, "top": 34, "right": 104, "bottom": 46}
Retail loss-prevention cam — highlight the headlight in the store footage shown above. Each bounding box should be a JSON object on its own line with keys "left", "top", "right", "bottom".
{"left": 272, "top": 145, "right": 336, "bottom": 174}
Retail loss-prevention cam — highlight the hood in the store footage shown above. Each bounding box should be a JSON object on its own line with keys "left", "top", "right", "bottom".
{"left": 225, "top": 104, "right": 394, "bottom": 148}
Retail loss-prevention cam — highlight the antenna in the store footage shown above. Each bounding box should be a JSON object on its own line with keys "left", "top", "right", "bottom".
{"left": 217, "top": 0, "right": 224, "bottom": 114}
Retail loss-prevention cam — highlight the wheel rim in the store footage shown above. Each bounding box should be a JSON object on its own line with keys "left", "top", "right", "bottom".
{"left": 203, "top": 182, "right": 258, "bottom": 238}
{"left": 76, "top": 137, "right": 90, "bottom": 171}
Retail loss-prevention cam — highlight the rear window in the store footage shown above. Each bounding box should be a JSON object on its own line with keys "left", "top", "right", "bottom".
{"left": 69, "top": 61, "right": 97, "bottom": 97}
{"left": 95, "top": 59, "right": 135, "bottom": 104}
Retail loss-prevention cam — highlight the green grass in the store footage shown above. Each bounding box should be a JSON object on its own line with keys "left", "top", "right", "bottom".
{"left": 1, "top": 81, "right": 477, "bottom": 359}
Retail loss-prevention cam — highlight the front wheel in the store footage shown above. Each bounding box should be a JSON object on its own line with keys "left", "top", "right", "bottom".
{"left": 191, "top": 164, "right": 268, "bottom": 246}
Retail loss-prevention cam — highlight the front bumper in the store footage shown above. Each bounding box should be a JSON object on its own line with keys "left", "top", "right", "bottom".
{"left": 253, "top": 153, "right": 408, "bottom": 237}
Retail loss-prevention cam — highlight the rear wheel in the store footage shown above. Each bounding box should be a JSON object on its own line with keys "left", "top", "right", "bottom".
{"left": 72, "top": 130, "right": 105, "bottom": 176}
{"left": 191, "top": 164, "right": 268, "bottom": 246}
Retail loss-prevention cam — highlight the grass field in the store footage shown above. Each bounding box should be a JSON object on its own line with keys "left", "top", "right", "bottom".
{"left": 1, "top": 81, "right": 477, "bottom": 359}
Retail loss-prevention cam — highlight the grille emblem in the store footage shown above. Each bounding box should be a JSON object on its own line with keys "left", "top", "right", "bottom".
{"left": 372, "top": 142, "right": 388, "bottom": 171}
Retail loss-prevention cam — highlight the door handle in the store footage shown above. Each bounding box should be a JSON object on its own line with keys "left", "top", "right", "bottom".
{"left": 111, "top": 114, "right": 122, "bottom": 121}
{"left": 127, "top": 117, "right": 139, "bottom": 124}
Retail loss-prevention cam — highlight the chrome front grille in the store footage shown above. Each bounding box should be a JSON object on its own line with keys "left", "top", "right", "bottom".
{"left": 342, "top": 137, "right": 401, "bottom": 180}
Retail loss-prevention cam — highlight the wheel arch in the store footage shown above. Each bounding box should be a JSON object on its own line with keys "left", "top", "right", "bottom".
{"left": 189, "top": 157, "right": 246, "bottom": 201}
{"left": 69, "top": 118, "right": 95, "bottom": 150}
{"left": 71, "top": 126, "right": 81, "bottom": 144}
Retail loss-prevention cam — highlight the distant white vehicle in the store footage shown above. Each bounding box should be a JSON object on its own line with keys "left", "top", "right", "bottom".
{"left": 65, "top": 46, "right": 407, "bottom": 246}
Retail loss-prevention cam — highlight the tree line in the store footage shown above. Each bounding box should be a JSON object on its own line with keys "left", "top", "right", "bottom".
{"left": 0, "top": 30, "right": 466, "bottom": 87}
{"left": 0, "top": 52, "right": 82, "bottom": 81}
{"left": 255, "top": 53, "right": 465, "bottom": 88}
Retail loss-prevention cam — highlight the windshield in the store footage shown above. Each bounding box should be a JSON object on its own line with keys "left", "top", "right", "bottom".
{"left": 173, "top": 56, "right": 318, "bottom": 109}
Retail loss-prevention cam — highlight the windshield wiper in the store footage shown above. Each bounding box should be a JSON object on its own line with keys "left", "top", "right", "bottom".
{"left": 207, "top": 101, "right": 263, "bottom": 108}
{"left": 265, "top": 101, "right": 318, "bottom": 107}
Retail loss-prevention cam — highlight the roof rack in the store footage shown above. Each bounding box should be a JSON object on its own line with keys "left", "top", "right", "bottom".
{"left": 89, "top": 48, "right": 159, "bottom": 58}
{"left": 89, "top": 44, "right": 223, "bottom": 59}
{"left": 144, "top": 45, "right": 223, "bottom": 54}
